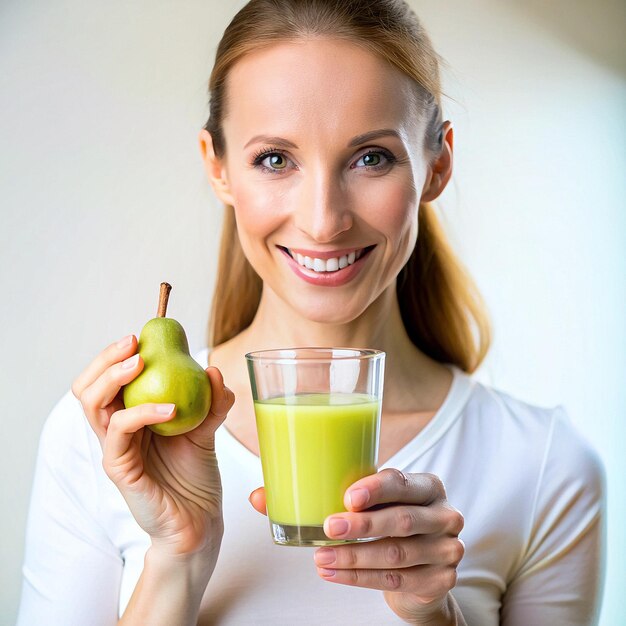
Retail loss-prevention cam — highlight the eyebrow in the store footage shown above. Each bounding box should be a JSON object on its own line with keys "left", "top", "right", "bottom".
{"left": 244, "top": 135, "right": 298, "bottom": 150}
{"left": 347, "top": 128, "right": 402, "bottom": 147}
{"left": 243, "top": 128, "right": 402, "bottom": 151}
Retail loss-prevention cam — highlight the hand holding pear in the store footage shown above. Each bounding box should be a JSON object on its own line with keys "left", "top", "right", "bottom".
{"left": 123, "top": 282, "right": 212, "bottom": 435}
{"left": 72, "top": 284, "right": 234, "bottom": 575}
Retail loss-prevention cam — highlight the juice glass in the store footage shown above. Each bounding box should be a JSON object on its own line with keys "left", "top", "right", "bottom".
{"left": 245, "top": 348, "right": 385, "bottom": 546}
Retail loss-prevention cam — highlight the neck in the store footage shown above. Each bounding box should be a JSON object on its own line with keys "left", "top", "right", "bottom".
{"left": 247, "top": 284, "right": 400, "bottom": 351}
{"left": 236, "top": 283, "right": 450, "bottom": 412}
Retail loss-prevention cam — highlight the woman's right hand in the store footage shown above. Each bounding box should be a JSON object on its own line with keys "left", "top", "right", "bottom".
{"left": 71, "top": 334, "right": 234, "bottom": 559}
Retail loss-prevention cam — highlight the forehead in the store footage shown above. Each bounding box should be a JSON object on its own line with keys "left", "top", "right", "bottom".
{"left": 222, "top": 38, "right": 420, "bottom": 145}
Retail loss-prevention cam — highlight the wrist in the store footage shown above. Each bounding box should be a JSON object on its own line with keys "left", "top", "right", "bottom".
{"left": 118, "top": 540, "right": 222, "bottom": 626}
{"left": 146, "top": 522, "right": 223, "bottom": 583}
{"left": 148, "top": 512, "right": 224, "bottom": 561}
{"left": 407, "top": 593, "right": 466, "bottom": 626}
{"left": 146, "top": 543, "right": 216, "bottom": 576}
{"left": 388, "top": 591, "right": 465, "bottom": 626}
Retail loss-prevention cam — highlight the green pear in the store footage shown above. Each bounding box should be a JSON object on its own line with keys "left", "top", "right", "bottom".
{"left": 123, "top": 283, "right": 212, "bottom": 436}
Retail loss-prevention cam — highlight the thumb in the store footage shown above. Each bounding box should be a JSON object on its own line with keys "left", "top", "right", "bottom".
{"left": 205, "top": 367, "right": 235, "bottom": 423}
{"left": 249, "top": 486, "right": 267, "bottom": 515}
{"left": 184, "top": 368, "right": 234, "bottom": 446}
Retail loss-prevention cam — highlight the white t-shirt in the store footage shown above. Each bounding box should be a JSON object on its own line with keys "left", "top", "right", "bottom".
{"left": 17, "top": 351, "right": 604, "bottom": 625}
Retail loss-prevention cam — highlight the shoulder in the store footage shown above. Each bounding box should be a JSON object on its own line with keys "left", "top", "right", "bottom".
{"left": 463, "top": 377, "right": 557, "bottom": 432}
{"left": 462, "top": 376, "right": 604, "bottom": 497}
{"left": 542, "top": 405, "right": 604, "bottom": 490}
{"left": 453, "top": 377, "right": 604, "bottom": 572}
{"left": 473, "top": 389, "right": 607, "bottom": 581}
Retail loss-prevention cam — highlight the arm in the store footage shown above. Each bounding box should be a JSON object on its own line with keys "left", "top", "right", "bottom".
{"left": 501, "top": 519, "right": 603, "bottom": 625}
{"left": 21, "top": 336, "right": 234, "bottom": 626}
{"left": 120, "top": 544, "right": 221, "bottom": 626}
{"left": 501, "top": 409, "right": 605, "bottom": 626}
{"left": 72, "top": 337, "right": 233, "bottom": 625}
{"left": 17, "top": 393, "right": 122, "bottom": 626}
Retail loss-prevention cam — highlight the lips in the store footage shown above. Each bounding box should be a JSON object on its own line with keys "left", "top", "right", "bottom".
{"left": 279, "top": 245, "right": 375, "bottom": 274}
{"left": 277, "top": 244, "right": 376, "bottom": 287}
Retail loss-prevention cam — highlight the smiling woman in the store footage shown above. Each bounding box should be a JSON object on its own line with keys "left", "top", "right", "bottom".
{"left": 17, "top": 1, "right": 604, "bottom": 625}
{"left": 204, "top": 17, "right": 489, "bottom": 372}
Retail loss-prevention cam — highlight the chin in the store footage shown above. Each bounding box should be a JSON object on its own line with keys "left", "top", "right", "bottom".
{"left": 288, "top": 296, "right": 371, "bottom": 327}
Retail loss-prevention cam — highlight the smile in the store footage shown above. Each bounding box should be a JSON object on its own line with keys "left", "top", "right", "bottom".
{"left": 279, "top": 246, "right": 376, "bottom": 273}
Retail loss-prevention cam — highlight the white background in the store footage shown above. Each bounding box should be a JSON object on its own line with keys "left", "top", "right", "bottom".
{"left": 1, "top": 0, "right": 624, "bottom": 623}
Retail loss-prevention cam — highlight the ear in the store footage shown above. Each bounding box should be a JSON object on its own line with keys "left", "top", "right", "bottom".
{"left": 420, "top": 121, "right": 453, "bottom": 203}
{"left": 198, "top": 128, "right": 235, "bottom": 206}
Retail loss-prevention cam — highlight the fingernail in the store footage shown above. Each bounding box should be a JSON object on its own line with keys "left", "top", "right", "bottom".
{"left": 318, "top": 567, "right": 336, "bottom": 578}
{"left": 117, "top": 335, "right": 133, "bottom": 348}
{"left": 156, "top": 404, "right": 175, "bottom": 416}
{"left": 121, "top": 354, "right": 139, "bottom": 369}
{"left": 348, "top": 488, "right": 370, "bottom": 509}
{"left": 314, "top": 548, "right": 336, "bottom": 566}
{"left": 327, "top": 517, "right": 349, "bottom": 537}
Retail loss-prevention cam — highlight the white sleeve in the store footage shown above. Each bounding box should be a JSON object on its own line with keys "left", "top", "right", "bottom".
{"left": 16, "top": 392, "right": 123, "bottom": 626}
{"left": 501, "top": 408, "right": 605, "bottom": 626}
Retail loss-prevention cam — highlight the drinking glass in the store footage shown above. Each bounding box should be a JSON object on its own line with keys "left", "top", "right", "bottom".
{"left": 245, "top": 347, "right": 385, "bottom": 546}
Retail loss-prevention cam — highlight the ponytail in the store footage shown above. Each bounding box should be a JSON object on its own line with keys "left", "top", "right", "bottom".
{"left": 397, "top": 203, "right": 490, "bottom": 373}
{"left": 208, "top": 206, "right": 262, "bottom": 348}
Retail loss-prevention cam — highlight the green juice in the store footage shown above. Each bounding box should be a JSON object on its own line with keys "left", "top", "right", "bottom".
{"left": 255, "top": 392, "right": 380, "bottom": 531}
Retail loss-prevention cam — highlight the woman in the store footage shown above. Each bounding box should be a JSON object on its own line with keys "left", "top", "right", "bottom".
{"left": 18, "top": 1, "right": 604, "bottom": 624}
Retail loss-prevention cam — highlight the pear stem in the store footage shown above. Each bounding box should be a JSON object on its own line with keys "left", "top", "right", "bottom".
{"left": 157, "top": 282, "right": 172, "bottom": 318}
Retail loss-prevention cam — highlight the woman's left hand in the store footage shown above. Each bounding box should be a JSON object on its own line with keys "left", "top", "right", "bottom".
{"left": 250, "top": 469, "right": 466, "bottom": 625}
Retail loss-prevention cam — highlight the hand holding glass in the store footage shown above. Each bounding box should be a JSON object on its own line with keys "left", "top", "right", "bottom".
{"left": 246, "top": 348, "right": 385, "bottom": 546}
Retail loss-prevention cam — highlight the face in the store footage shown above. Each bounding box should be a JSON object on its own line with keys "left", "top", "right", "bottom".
{"left": 202, "top": 38, "right": 450, "bottom": 324}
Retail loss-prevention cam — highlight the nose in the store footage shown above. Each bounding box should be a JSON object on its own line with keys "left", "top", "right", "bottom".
{"left": 293, "top": 166, "right": 353, "bottom": 243}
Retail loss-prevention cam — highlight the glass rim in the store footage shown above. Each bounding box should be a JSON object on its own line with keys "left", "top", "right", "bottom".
{"left": 245, "top": 347, "right": 385, "bottom": 364}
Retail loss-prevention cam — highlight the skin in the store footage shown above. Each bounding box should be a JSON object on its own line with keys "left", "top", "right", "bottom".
{"left": 73, "top": 37, "right": 465, "bottom": 625}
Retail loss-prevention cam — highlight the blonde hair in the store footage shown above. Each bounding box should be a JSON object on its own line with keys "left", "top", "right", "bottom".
{"left": 205, "top": 0, "right": 490, "bottom": 373}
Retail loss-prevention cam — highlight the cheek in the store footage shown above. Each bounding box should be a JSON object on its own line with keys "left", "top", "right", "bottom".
{"left": 228, "top": 175, "right": 286, "bottom": 253}
{"left": 357, "top": 175, "right": 418, "bottom": 243}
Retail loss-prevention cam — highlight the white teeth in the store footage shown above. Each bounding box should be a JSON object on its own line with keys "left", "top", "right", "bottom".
{"left": 287, "top": 248, "right": 368, "bottom": 273}
{"left": 313, "top": 258, "right": 326, "bottom": 272}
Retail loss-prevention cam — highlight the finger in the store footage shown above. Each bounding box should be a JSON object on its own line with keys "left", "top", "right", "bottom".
{"left": 182, "top": 370, "right": 234, "bottom": 445}
{"left": 248, "top": 487, "right": 267, "bottom": 515}
{"left": 314, "top": 535, "right": 464, "bottom": 570}
{"left": 72, "top": 335, "right": 137, "bottom": 398}
{"left": 344, "top": 470, "right": 447, "bottom": 511}
{"left": 316, "top": 563, "right": 458, "bottom": 597}
{"left": 103, "top": 403, "right": 176, "bottom": 463}
{"left": 80, "top": 354, "right": 144, "bottom": 414}
{"left": 205, "top": 367, "right": 235, "bottom": 419}
{"left": 324, "top": 501, "right": 464, "bottom": 541}
{"left": 79, "top": 354, "right": 144, "bottom": 437}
